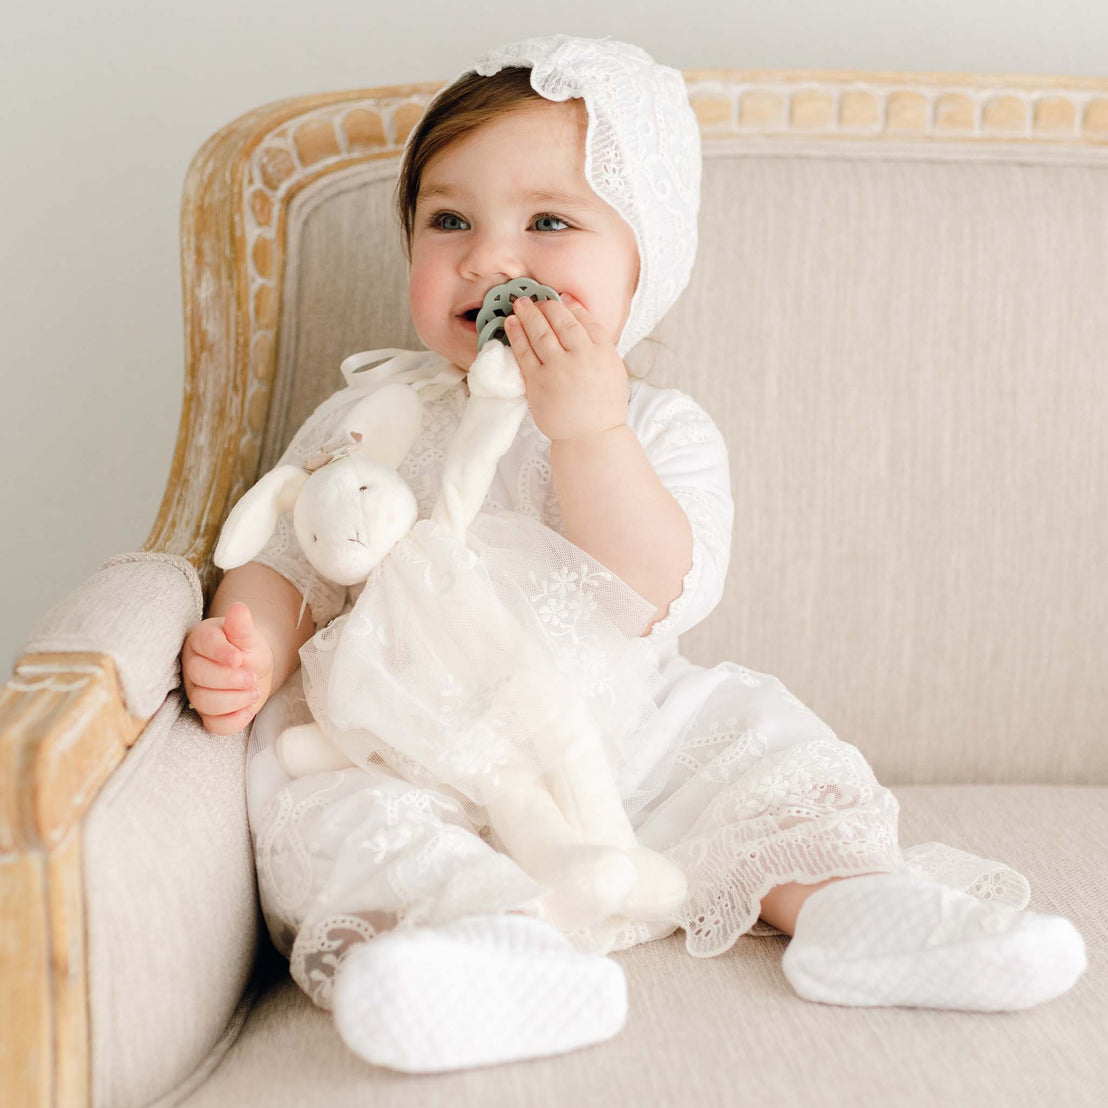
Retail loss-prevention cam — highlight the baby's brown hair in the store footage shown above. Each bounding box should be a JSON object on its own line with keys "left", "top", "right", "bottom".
{"left": 394, "top": 67, "right": 545, "bottom": 261}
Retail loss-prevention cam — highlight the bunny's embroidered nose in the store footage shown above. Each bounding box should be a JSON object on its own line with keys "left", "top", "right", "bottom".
{"left": 476, "top": 277, "right": 561, "bottom": 349}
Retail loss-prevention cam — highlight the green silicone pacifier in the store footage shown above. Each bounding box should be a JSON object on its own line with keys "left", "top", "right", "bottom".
{"left": 476, "top": 277, "right": 561, "bottom": 349}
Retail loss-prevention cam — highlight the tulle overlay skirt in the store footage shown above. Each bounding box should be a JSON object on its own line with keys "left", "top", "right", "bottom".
{"left": 297, "top": 513, "right": 666, "bottom": 813}
{"left": 247, "top": 516, "right": 1031, "bottom": 1010}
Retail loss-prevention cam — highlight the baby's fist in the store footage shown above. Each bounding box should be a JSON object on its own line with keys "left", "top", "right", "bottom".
{"left": 182, "top": 602, "right": 274, "bottom": 734}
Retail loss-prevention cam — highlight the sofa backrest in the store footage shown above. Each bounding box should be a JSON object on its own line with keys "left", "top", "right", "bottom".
{"left": 253, "top": 75, "right": 1108, "bottom": 786}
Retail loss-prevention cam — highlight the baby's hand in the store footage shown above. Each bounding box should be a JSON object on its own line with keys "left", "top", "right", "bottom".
{"left": 182, "top": 602, "right": 274, "bottom": 735}
{"left": 506, "top": 293, "right": 629, "bottom": 443}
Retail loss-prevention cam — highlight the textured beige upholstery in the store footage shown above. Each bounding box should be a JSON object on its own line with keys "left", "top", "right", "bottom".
{"left": 7, "top": 73, "right": 1106, "bottom": 1107}
{"left": 175, "top": 787, "right": 1108, "bottom": 1108}
{"left": 268, "top": 142, "right": 1108, "bottom": 789}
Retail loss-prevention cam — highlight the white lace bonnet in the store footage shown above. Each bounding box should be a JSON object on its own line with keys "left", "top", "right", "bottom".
{"left": 443, "top": 34, "right": 702, "bottom": 358}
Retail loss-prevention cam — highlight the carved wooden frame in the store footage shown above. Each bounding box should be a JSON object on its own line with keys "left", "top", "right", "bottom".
{"left": 2, "top": 69, "right": 1105, "bottom": 1107}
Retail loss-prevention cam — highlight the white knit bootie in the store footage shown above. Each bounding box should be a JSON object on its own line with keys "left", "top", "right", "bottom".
{"left": 780, "top": 873, "right": 1086, "bottom": 1012}
{"left": 331, "top": 913, "right": 627, "bottom": 1073}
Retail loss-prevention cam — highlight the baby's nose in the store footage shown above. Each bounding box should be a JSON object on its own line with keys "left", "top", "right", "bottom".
{"left": 461, "top": 230, "right": 519, "bottom": 282}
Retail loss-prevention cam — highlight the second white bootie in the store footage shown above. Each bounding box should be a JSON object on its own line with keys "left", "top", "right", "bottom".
{"left": 781, "top": 872, "right": 1086, "bottom": 1012}
{"left": 331, "top": 913, "right": 627, "bottom": 1073}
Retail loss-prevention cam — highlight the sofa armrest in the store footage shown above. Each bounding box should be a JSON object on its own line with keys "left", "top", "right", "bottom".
{"left": 19, "top": 551, "right": 205, "bottom": 720}
{"left": 1, "top": 554, "right": 258, "bottom": 1108}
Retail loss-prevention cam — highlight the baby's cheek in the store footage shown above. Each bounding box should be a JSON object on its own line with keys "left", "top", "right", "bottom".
{"left": 406, "top": 262, "right": 442, "bottom": 326}
{"left": 407, "top": 288, "right": 432, "bottom": 335}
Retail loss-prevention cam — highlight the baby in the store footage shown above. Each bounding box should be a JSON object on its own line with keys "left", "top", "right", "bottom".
{"left": 181, "top": 35, "right": 1087, "bottom": 1074}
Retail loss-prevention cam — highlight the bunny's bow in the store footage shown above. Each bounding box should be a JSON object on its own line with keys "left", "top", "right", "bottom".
{"left": 303, "top": 431, "right": 364, "bottom": 474}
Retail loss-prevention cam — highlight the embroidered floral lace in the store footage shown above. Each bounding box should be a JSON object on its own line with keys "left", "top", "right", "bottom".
{"left": 246, "top": 352, "right": 1030, "bottom": 1009}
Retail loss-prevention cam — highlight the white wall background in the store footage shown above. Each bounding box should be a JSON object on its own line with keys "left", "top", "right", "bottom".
{"left": 3, "top": 0, "right": 1106, "bottom": 672}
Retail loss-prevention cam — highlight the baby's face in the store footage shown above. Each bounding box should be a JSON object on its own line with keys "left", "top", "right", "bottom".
{"left": 408, "top": 99, "right": 640, "bottom": 371}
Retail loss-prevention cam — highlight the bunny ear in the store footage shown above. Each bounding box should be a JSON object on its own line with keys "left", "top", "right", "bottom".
{"left": 342, "top": 383, "right": 422, "bottom": 469}
{"left": 213, "top": 465, "right": 309, "bottom": 570}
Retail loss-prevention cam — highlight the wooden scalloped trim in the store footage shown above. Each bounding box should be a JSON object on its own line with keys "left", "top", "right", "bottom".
{"left": 683, "top": 71, "right": 1108, "bottom": 144}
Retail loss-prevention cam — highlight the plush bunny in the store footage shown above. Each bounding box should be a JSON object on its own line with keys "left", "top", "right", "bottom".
{"left": 214, "top": 343, "right": 688, "bottom": 930}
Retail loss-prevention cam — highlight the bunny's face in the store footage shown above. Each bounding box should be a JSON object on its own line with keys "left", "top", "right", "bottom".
{"left": 212, "top": 381, "right": 426, "bottom": 584}
{"left": 292, "top": 456, "right": 418, "bottom": 586}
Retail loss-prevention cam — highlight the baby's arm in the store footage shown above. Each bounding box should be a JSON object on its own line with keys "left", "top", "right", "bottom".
{"left": 554, "top": 384, "right": 733, "bottom": 639}
{"left": 183, "top": 561, "right": 316, "bottom": 735}
{"left": 551, "top": 428, "right": 692, "bottom": 621}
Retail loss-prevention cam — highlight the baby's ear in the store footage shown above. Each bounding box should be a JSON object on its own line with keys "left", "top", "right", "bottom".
{"left": 214, "top": 465, "right": 309, "bottom": 570}
{"left": 343, "top": 383, "right": 422, "bottom": 469}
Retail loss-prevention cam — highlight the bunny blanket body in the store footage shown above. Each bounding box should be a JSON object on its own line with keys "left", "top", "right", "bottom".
{"left": 215, "top": 339, "right": 689, "bottom": 930}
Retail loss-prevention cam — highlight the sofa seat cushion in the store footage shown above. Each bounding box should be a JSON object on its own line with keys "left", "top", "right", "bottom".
{"left": 175, "top": 784, "right": 1106, "bottom": 1108}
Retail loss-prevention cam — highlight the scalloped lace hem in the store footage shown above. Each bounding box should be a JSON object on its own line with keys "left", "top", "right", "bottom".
{"left": 548, "top": 839, "right": 1032, "bottom": 958}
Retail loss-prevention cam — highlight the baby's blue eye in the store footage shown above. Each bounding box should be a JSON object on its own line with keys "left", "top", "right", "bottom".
{"left": 434, "top": 212, "right": 468, "bottom": 231}
{"left": 533, "top": 214, "right": 569, "bottom": 232}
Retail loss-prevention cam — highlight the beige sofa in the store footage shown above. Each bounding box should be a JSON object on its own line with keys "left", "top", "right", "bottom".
{"left": 3, "top": 69, "right": 1106, "bottom": 1108}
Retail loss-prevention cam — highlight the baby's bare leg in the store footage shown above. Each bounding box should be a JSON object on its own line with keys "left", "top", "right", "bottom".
{"left": 759, "top": 874, "right": 888, "bottom": 936}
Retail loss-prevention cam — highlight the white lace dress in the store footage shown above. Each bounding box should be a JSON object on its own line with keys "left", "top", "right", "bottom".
{"left": 245, "top": 349, "right": 1030, "bottom": 1010}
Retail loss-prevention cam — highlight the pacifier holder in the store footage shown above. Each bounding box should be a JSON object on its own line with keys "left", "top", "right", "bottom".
{"left": 476, "top": 277, "right": 561, "bottom": 349}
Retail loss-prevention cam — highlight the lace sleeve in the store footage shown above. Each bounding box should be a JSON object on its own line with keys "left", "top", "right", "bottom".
{"left": 249, "top": 387, "right": 364, "bottom": 629}
{"left": 628, "top": 385, "right": 734, "bottom": 642}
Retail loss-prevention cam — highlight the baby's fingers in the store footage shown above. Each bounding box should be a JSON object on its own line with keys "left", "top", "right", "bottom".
{"left": 197, "top": 703, "right": 261, "bottom": 736}
{"left": 186, "top": 621, "right": 243, "bottom": 668}
{"left": 560, "top": 292, "right": 614, "bottom": 346}
{"left": 184, "top": 652, "right": 258, "bottom": 693}
{"left": 183, "top": 616, "right": 264, "bottom": 734}
{"left": 187, "top": 683, "right": 260, "bottom": 721}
